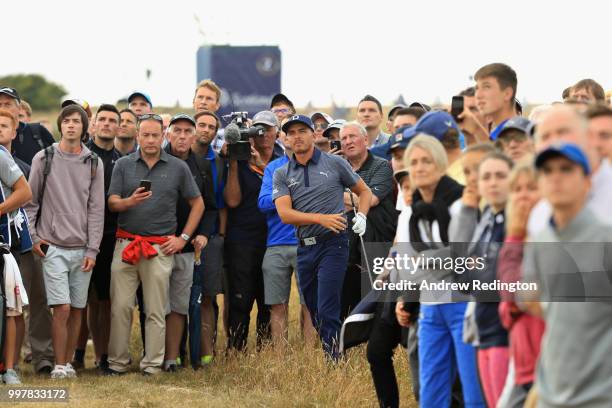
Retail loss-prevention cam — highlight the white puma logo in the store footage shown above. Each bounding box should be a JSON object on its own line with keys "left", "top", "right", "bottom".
{"left": 319, "top": 171, "right": 329, "bottom": 178}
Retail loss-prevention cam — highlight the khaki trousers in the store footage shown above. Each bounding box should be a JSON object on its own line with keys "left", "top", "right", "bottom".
{"left": 107, "top": 239, "right": 173, "bottom": 374}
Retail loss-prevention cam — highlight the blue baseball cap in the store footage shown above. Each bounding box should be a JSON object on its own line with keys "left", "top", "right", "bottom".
{"left": 413, "top": 110, "right": 460, "bottom": 141}
{"left": 128, "top": 91, "right": 153, "bottom": 107}
{"left": 498, "top": 116, "right": 532, "bottom": 138}
{"left": 388, "top": 126, "right": 417, "bottom": 153}
{"left": 535, "top": 142, "right": 591, "bottom": 175}
{"left": 282, "top": 114, "right": 314, "bottom": 133}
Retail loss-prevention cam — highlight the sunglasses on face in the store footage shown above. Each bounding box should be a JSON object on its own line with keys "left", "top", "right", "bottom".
{"left": 272, "top": 108, "right": 291, "bottom": 115}
{"left": 499, "top": 133, "right": 528, "bottom": 144}
{"left": 314, "top": 123, "right": 329, "bottom": 131}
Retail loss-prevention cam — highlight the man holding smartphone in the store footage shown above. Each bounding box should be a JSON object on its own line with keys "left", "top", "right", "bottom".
{"left": 106, "top": 113, "right": 203, "bottom": 376}
{"left": 26, "top": 104, "right": 105, "bottom": 379}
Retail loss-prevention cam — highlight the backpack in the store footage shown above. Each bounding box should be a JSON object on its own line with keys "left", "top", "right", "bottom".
{"left": 35, "top": 146, "right": 99, "bottom": 227}
{"left": 18, "top": 123, "right": 47, "bottom": 151}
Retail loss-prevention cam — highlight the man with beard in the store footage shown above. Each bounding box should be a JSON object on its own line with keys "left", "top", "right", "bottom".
{"left": 77, "top": 104, "right": 122, "bottom": 371}
{"left": 115, "top": 109, "right": 138, "bottom": 155}
{"left": 190, "top": 110, "right": 227, "bottom": 364}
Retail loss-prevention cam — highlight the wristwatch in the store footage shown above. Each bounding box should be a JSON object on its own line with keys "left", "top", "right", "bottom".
{"left": 180, "top": 233, "right": 190, "bottom": 242}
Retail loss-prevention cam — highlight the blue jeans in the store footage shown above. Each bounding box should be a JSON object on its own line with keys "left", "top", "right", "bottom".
{"left": 418, "top": 303, "right": 485, "bottom": 408}
{"left": 297, "top": 233, "right": 348, "bottom": 360}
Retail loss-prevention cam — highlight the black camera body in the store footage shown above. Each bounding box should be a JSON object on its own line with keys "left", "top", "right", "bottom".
{"left": 225, "top": 112, "right": 265, "bottom": 161}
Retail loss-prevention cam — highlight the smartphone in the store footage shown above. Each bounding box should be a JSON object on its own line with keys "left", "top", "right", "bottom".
{"left": 139, "top": 179, "right": 152, "bottom": 192}
{"left": 40, "top": 243, "right": 49, "bottom": 255}
{"left": 330, "top": 140, "right": 342, "bottom": 151}
{"left": 450, "top": 95, "right": 464, "bottom": 121}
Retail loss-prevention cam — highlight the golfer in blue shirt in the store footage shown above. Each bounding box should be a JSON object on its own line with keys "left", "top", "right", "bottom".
{"left": 273, "top": 115, "right": 372, "bottom": 360}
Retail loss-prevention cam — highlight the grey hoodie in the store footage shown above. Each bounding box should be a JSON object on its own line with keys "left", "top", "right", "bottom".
{"left": 25, "top": 143, "right": 105, "bottom": 260}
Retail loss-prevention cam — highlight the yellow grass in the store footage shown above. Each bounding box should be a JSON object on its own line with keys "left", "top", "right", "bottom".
{"left": 12, "top": 279, "right": 417, "bottom": 408}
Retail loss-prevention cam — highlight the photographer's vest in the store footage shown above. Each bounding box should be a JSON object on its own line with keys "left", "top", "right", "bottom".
{"left": 0, "top": 145, "right": 33, "bottom": 252}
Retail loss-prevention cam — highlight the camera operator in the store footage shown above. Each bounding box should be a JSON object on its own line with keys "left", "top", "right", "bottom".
{"left": 223, "top": 111, "right": 281, "bottom": 351}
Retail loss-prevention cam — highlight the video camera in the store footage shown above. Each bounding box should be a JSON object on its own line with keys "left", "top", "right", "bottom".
{"left": 224, "top": 112, "right": 265, "bottom": 161}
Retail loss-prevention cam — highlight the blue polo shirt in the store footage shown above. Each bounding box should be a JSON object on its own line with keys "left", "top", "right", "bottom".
{"left": 258, "top": 155, "right": 297, "bottom": 247}
{"left": 489, "top": 119, "right": 509, "bottom": 141}
{"left": 204, "top": 145, "right": 225, "bottom": 210}
{"left": 272, "top": 148, "right": 360, "bottom": 239}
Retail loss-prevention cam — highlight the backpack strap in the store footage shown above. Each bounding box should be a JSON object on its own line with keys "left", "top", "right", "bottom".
{"left": 29, "top": 123, "right": 46, "bottom": 151}
{"left": 35, "top": 146, "right": 55, "bottom": 228}
{"left": 89, "top": 152, "right": 99, "bottom": 178}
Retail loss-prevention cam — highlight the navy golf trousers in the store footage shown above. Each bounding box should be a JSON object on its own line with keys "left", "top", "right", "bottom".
{"left": 297, "top": 232, "right": 349, "bottom": 360}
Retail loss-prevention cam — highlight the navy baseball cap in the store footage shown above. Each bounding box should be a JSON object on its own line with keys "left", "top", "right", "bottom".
{"left": 169, "top": 113, "right": 195, "bottom": 127}
{"left": 128, "top": 92, "right": 153, "bottom": 107}
{"left": 413, "top": 110, "right": 460, "bottom": 140}
{"left": 0, "top": 87, "right": 20, "bottom": 103}
{"left": 270, "top": 93, "right": 294, "bottom": 110}
{"left": 498, "top": 117, "right": 532, "bottom": 138}
{"left": 282, "top": 114, "right": 314, "bottom": 133}
{"left": 388, "top": 126, "right": 417, "bottom": 153}
{"left": 535, "top": 142, "right": 591, "bottom": 175}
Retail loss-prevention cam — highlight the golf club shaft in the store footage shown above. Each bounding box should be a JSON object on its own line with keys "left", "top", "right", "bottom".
{"left": 347, "top": 190, "right": 374, "bottom": 286}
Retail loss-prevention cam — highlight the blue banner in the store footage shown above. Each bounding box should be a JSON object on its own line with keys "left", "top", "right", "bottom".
{"left": 197, "top": 45, "right": 281, "bottom": 121}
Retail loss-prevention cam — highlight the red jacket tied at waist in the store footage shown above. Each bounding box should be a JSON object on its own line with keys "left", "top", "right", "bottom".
{"left": 116, "top": 228, "right": 170, "bottom": 265}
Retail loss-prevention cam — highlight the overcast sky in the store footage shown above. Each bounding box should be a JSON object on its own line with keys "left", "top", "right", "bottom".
{"left": 3, "top": 0, "right": 611, "bottom": 110}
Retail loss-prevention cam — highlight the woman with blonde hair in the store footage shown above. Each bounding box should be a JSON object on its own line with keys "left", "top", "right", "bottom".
{"left": 395, "top": 134, "right": 485, "bottom": 408}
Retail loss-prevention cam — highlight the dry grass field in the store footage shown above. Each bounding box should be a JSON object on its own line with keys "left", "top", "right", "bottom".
{"left": 12, "top": 108, "right": 419, "bottom": 407}
{"left": 11, "top": 280, "right": 418, "bottom": 408}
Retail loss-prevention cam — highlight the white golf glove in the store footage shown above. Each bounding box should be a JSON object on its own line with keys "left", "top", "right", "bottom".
{"left": 352, "top": 212, "right": 367, "bottom": 236}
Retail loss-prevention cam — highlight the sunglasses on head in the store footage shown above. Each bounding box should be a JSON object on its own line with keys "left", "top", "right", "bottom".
{"left": 138, "top": 113, "right": 163, "bottom": 123}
